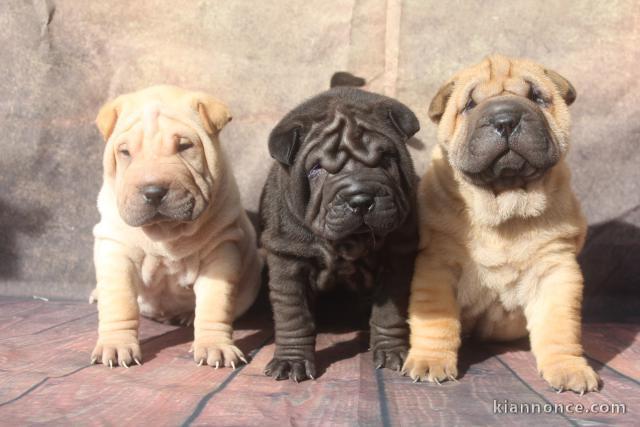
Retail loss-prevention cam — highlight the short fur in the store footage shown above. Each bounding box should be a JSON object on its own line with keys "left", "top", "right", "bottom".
{"left": 404, "top": 55, "right": 600, "bottom": 394}
{"left": 91, "top": 85, "right": 261, "bottom": 369}
{"left": 260, "top": 76, "right": 420, "bottom": 382}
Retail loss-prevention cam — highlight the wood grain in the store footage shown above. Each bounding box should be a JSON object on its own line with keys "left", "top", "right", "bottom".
{"left": 185, "top": 330, "right": 382, "bottom": 427}
{"left": 583, "top": 322, "right": 640, "bottom": 379}
{"left": 0, "top": 298, "right": 637, "bottom": 426}
{"left": 492, "top": 341, "right": 637, "bottom": 426}
{"left": 380, "top": 342, "right": 572, "bottom": 426}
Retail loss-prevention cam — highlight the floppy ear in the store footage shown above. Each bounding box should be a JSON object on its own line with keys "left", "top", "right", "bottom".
{"left": 387, "top": 102, "right": 420, "bottom": 140}
{"left": 192, "top": 94, "right": 232, "bottom": 135}
{"left": 268, "top": 125, "right": 302, "bottom": 166}
{"left": 428, "top": 81, "right": 454, "bottom": 123}
{"left": 95, "top": 98, "right": 121, "bottom": 142}
{"left": 545, "top": 69, "right": 577, "bottom": 106}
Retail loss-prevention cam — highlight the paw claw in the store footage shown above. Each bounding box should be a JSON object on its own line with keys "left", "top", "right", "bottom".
{"left": 541, "top": 357, "right": 601, "bottom": 395}
{"left": 371, "top": 346, "right": 407, "bottom": 373}
{"left": 403, "top": 350, "right": 458, "bottom": 384}
{"left": 192, "top": 341, "right": 244, "bottom": 369}
{"left": 264, "top": 357, "right": 316, "bottom": 382}
{"left": 91, "top": 338, "right": 141, "bottom": 370}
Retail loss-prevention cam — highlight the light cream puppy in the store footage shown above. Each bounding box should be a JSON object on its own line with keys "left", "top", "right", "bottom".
{"left": 404, "top": 55, "right": 600, "bottom": 394}
{"left": 91, "top": 85, "right": 261, "bottom": 369}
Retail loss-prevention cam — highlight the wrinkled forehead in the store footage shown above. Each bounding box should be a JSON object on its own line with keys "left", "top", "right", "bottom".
{"left": 454, "top": 56, "right": 548, "bottom": 105}
{"left": 303, "top": 106, "right": 396, "bottom": 171}
{"left": 112, "top": 102, "right": 201, "bottom": 144}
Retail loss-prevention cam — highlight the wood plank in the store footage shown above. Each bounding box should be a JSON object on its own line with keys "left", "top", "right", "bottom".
{"left": 0, "top": 312, "right": 272, "bottom": 426}
{"left": 185, "top": 330, "right": 384, "bottom": 427}
{"left": 492, "top": 341, "right": 637, "bottom": 426}
{"left": 0, "top": 299, "right": 95, "bottom": 338}
{"left": 583, "top": 323, "right": 640, "bottom": 380}
{"left": 1, "top": 299, "right": 637, "bottom": 426}
{"left": 0, "top": 309, "right": 181, "bottom": 377}
{"left": 0, "top": 370, "right": 48, "bottom": 406}
{"left": 380, "top": 341, "right": 572, "bottom": 426}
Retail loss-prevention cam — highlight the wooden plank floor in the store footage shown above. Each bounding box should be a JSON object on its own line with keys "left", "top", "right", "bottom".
{"left": 0, "top": 297, "right": 637, "bottom": 426}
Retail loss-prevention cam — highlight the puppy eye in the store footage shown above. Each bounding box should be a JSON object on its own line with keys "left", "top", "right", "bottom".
{"left": 118, "top": 147, "right": 130, "bottom": 157}
{"left": 178, "top": 138, "right": 194, "bottom": 152}
{"left": 528, "top": 85, "right": 549, "bottom": 106}
{"left": 463, "top": 97, "right": 477, "bottom": 112}
{"left": 308, "top": 163, "right": 324, "bottom": 179}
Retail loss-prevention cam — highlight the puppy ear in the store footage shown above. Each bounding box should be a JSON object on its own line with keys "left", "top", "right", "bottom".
{"left": 268, "top": 125, "right": 302, "bottom": 166}
{"left": 387, "top": 102, "right": 420, "bottom": 140}
{"left": 545, "top": 69, "right": 577, "bottom": 106}
{"left": 192, "top": 94, "right": 232, "bottom": 135}
{"left": 95, "top": 97, "right": 121, "bottom": 142}
{"left": 428, "top": 81, "right": 454, "bottom": 123}
{"left": 330, "top": 72, "right": 366, "bottom": 88}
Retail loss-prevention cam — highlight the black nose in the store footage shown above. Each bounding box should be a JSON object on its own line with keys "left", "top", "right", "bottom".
{"left": 491, "top": 111, "right": 521, "bottom": 138}
{"left": 347, "top": 193, "right": 375, "bottom": 214}
{"left": 142, "top": 185, "right": 168, "bottom": 206}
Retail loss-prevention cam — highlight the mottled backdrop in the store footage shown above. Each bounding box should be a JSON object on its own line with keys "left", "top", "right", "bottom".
{"left": 0, "top": 0, "right": 638, "bottom": 301}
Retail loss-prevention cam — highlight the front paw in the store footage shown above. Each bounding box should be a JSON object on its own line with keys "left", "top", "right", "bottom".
{"left": 264, "top": 357, "right": 316, "bottom": 382}
{"left": 91, "top": 335, "right": 141, "bottom": 368}
{"left": 372, "top": 345, "right": 407, "bottom": 372}
{"left": 402, "top": 349, "right": 458, "bottom": 383}
{"left": 192, "top": 340, "right": 247, "bottom": 369}
{"left": 541, "top": 357, "right": 601, "bottom": 394}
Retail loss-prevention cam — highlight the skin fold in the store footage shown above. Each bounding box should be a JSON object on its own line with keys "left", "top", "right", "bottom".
{"left": 404, "top": 55, "right": 601, "bottom": 394}
{"left": 260, "top": 81, "right": 420, "bottom": 382}
{"left": 91, "top": 85, "right": 261, "bottom": 369}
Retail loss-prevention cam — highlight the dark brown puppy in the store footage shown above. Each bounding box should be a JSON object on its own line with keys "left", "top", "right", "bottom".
{"left": 260, "top": 74, "right": 420, "bottom": 382}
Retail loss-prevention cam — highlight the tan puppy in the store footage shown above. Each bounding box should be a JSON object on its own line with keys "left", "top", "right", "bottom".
{"left": 91, "top": 85, "right": 261, "bottom": 369}
{"left": 404, "top": 54, "right": 600, "bottom": 394}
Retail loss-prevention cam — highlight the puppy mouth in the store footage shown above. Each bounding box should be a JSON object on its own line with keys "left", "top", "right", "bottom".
{"left": 319, "top": 195, "right": 404, "bottom": 240}
{"left": 461, "top": 150, "right": 547, "bottom": 192}
{"left": 120, "top": 197, "right": 198, "bottom": 227}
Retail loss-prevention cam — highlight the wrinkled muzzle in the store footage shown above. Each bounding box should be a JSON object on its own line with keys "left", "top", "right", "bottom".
{"left": 453, "top": 96, "right": 560, "bottom": 190}
{"left": 309, "top": 167, "right": 408, "bottom": 241}
{"left": 116, "top": 157, "right": 210, "bottom": 227}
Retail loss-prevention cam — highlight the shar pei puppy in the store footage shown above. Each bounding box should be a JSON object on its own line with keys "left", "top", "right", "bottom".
{"left": 260, "top": 74, "right": 420, "bottom": 382}
{"left": 404, "top": 54, "right": 600, "bottom": 394}
{"left": 91, "top": 85, "right": 261, "bottom": 369}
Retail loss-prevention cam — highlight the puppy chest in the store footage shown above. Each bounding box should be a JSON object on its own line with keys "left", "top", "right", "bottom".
{"left": 316, "top": 257, "right": 376, "bottom": 293}
{"left": 139, "top": 254, "right": 200, "bottom": 292}
{"left": 459, "top": 247, "right": 532, "bottom": 313}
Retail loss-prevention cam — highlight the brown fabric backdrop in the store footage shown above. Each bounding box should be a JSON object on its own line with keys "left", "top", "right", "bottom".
{"left": 1, "top": 0, "right": 638, "bottom": 301}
